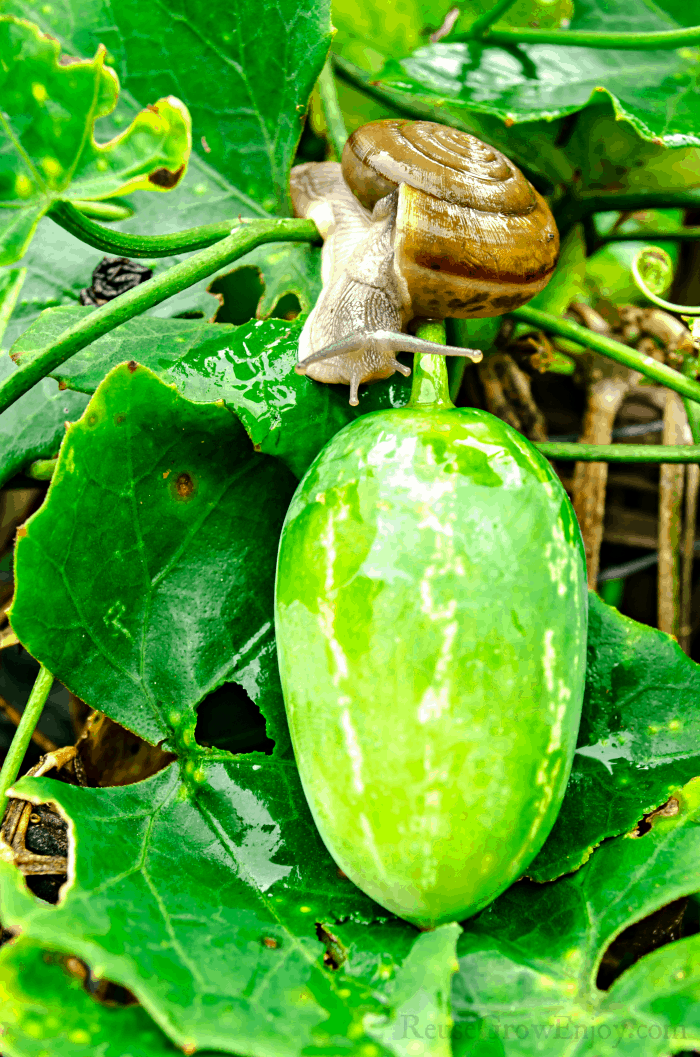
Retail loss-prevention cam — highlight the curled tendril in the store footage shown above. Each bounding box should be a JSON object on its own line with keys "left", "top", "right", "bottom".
{"left": 631, "top": 245, "right": 700, "bottom": 316}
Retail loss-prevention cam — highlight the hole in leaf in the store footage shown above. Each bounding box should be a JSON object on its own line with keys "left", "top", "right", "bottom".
{"left": 315, "top": 922, "right": 347, "bottom": 971}
{"left": 596, "top": 897, "right": 692, "bottom": 991}
{"left": 630, "top": 796, "right": 680, "bottom": 838}
{"left": 209, "top": 266, "right": 264, "bottom": 325}
{"left": 60, "top": 953, "right": 138, "bottom": 1007}
{"left": 271, "top": 293, "right": 301, "bottom": 320}
{"left": 195, "top": 681, "right": 273, "bottom": 755}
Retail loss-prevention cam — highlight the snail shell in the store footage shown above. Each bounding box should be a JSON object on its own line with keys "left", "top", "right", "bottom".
{"left": 342, "top": 120, "right": 559, "bottom": 318}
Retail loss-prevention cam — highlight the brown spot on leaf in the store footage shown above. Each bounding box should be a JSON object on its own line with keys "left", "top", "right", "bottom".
{"left": 16, "top": 526, "right": 27, "bottom": 539}
{"left": 504, "top": 115, "right": 515, "bottom": 128}
{"left": 127, "top": 360, "right": 138, "bottom": 373}
{"left": 162, "top": 469, "right": 171, "bottom": 479}
{"left": 146, "top": 103, "right": 159, "bottom": 114}
{"left": 175, "top": 472, "right": 195, "bottom": 500}
{"left": 114, "top": 413, "right": 126, "bottom": 425}
{"left": 148, "top": 165, "right": 185, "bottom": 189}
{"left": 262, "top": 936, "right": 278, "bottom": 949}
{"left": 201, "top": 135, "right": 211, "bottom": 153}
{"left": 58, "top": 381, "right": 67, "bottom": 391}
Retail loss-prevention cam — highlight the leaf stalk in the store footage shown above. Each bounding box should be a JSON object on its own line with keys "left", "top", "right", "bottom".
{"left": 317, "top": 58, "right": 348, "bottom": 160}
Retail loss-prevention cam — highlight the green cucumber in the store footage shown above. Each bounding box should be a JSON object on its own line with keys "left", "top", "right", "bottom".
{"left": 275, "top": 344, "right": 587, "bottom": 928}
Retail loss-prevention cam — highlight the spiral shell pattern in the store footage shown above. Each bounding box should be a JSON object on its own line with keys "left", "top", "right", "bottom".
{"left": 342, "top": 119, "right": 535, "bottom": 214}
{"left": 342, "top": 119, "right": 559, "bottom": 319}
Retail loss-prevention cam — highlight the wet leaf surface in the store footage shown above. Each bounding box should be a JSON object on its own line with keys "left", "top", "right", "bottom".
{"left": 365, "top": 0, "right": 700, "bottom": 147}
{"left": 451, "top": 776, "right": 700, "bottom": 1055}
{"left": 12, "top": 308, "right": 355, "bottom": 479}
{"left": 530, "top": 594, "right": 700, "bottom": 881}
{"left": 0, "top": 16, "right": 190, "bottom": 265}
{"left": 0, "top": 757, "right": 461, "bottom": 1057}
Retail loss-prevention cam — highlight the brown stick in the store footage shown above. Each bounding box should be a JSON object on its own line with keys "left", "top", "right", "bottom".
{"left": 572, "top": 366, "right": 638, "bottom": 587}
{"left": 0, "top": 694, "right": 58, "bottom": 754}
{"left": 658, "top": 391, "right": 687, "bottom": 637}
{"left": 680, "top": 462, "right": 699, "bottom": 653}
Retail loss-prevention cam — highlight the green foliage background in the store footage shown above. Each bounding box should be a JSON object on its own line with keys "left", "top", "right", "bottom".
{"left": 1, "top": 1, "right": 700, "bottom": 1055}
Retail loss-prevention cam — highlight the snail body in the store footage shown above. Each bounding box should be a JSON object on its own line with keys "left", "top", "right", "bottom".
{"left": 291, "top": 120, "right": 559, "bottom": 404}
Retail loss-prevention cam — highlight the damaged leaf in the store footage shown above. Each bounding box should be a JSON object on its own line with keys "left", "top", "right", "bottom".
{"left": 3, "top": 0, "right": 331, "bottom": 215}
{"left": 0, "top": 756, "right": 443, "bottom": 1057}
{"left": 9, "top": 362, "right": 297, "bottom": 752}
{"left": 0, "top": 16, "right": 191, "bottom": 265}
{"left": 0, "top": 937, "right": 183, "bottom": 1057}
{"left": 530, "top": 594, "right": 700, "bottom": 881}
{"left": 452, "top": 776, "right": 700, "bottom": 1055}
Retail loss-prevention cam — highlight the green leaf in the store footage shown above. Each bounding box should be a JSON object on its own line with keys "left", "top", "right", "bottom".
{"left": 6, "top": 0, "right": 332, "bottom": 215}
{"left": 0, "top": 15, "right": 191, "bottom": 265}
{"left": 0, "top": 270, "right": 89, "bottom": 488}
{"left": 9, "top": 362, "right": 297, "bottom": 752}
{"left": 213, "top": 241, "right": 323, "bottom": 321}
{"left": 451, "top": 776, "right": 700, "bottom": 1055}
{"left": 0, "top": 938, "right": 185, "bottom": 1057}
{"left": 0, "top": 756, "right": 448, "bottom": 1057}
{"left": 528, "top": 592, "right": 700, "bottom": 880}
{"left": 0, "top": 352, "right": 88, "bottom": 489}
{"left": 11, "top": 308, "right": 355, "bottom": 478}
{"left": 365, "top": 0, "right": 700, "bottom": 147}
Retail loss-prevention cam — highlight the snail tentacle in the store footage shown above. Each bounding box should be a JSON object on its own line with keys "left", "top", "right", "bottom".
{"left": 296, "top": 330, "right": 483, "bottom": 371}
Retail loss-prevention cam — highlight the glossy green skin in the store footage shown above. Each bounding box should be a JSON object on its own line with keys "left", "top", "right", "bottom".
{"left": 275, "top": 407, "right": 587, "bottom": 927}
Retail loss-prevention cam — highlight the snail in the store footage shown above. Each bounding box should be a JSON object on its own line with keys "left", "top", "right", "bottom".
{"left": 290, "top": 119, "right": 559, "bottom": 405}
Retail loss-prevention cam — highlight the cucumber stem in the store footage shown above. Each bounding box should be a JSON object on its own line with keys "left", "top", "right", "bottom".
{"left": 407, "top": 321, "right": 455, "bottom": 410}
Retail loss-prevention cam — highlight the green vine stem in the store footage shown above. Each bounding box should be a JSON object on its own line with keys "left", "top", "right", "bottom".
{"left": 450, "top": 24, "right": 700, "bottom": 49}
{"left": 317, "top": 57, "right": 348, "bottom": 160}
{"left": 408, "top": 320, "right": 455, "bottom": 409}
{"left": 0, "top": 218, "right": 320, "bottom": 417}
{"left": 0, "top": 665, "right": 54, "bottom": 820}
{"left": 536, "top": 442, "right": 700, "bottom": 462}
{"left": 48, "top": 200, "right": 258, "bottom": 258}
{"left": 510, "top": 305, "right": 700, "bottom": 405}
{"left": 682, "top": 355, "right": 700, "bottom": 444}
